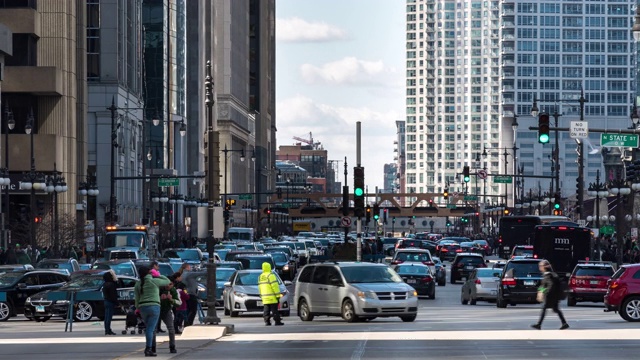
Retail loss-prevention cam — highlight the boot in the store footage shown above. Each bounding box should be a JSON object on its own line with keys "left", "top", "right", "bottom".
{"left": 170, "top": 345, "right": 177, "bottom": 354}
{"left": 144, "top": 347, "right": 157, "bottom": 357}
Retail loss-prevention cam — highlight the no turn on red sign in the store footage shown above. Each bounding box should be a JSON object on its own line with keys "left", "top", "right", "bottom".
{"left": 341, "top": 216, "right": 352, "bottom": 228}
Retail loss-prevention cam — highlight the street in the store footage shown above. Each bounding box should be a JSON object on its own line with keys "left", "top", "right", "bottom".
{"left": 2, "top": 264, "right": 640, "bottom": 359}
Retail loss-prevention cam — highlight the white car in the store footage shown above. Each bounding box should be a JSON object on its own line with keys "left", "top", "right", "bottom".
{"left": 222, "top": 269, "right": 291, "bottom": 317}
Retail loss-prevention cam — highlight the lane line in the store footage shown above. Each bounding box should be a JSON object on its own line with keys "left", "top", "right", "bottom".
{"left": 351, "top": 327, "right": 371, "bottom": 360}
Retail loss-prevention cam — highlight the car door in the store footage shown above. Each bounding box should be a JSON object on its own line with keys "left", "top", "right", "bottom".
{"left": 324, "top": 266, "right": 344, "bottom": 314}
{"left": 15, "top": 273, "right": 42, "bottom": 311}
{"left": 309, "top": 266, "right": 329, "bottom": 313}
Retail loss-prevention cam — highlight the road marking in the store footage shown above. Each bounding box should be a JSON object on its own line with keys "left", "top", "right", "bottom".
{"left": 351, "top": 327, "right": 370, "bottom": 360}
{"left": 218, "top": 328, "right": 640, "bottom": 342}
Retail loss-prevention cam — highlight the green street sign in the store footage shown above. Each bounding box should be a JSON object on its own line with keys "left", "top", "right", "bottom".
{"left": 446, "top": 204, "right": 457, "bottom": 209}
{"left": 239, "top": 194, "right": 253, "bottom": 200}
{"left": 601, "top": 133, "right": 639, "bottom": 148}
{"left": 464, "top": 195, "right": 478, "bottom": 201}
{"left": 600, "top": 225, "right": 615, "bottom": 235}
{"left": 494, "top": 176, "right": 513, "bottom": 184}
{"left": 158, "top": 178, "right": 179, "bottom": 187}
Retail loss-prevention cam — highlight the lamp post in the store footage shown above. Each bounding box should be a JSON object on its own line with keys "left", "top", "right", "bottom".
{"left": 609, "top": 179, "right": 631, "bottom": 265}
{"left": 46, "top": 163, "right": 67, "bottom": 256}
{"left": 79, "top": 173, "right": 99, "bottom": 260}
{"left": 482, "top": 147, "right": 516, "bottom": 207}
{"left": 3, "top": 105, "right": 15, "bottom": 248}
{"left": 588, "top": 170, "right": 609, "bottom": 261}
{"left": 512, "top": 116, "right": 519, "bottom": 206}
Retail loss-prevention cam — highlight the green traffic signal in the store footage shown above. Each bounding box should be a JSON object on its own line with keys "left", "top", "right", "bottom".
{"left": 539, "top": 134, "right": 550, "bottom": 143}
{"left": 554, "top": 203, "right": 560, "bottom": 209}
{"left": 354, "top": 187, "right": 364, "bottom": 197}
{"left": 373, "top": 214, "right": 379, "bottom": 220}
{"left": 463, "top": 175, "right": 470, "bottom": 182}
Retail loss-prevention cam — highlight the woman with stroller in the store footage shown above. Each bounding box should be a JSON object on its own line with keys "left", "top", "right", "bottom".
{"left": 134, "top": 266, "right": 171, "bottom": 357}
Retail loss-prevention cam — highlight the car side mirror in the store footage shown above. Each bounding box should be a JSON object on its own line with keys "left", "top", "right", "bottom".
{"left": 17, "top": 283, "right": 27, "bottom": 289}
{"left": 284, "top": 280, "right": 292, "bottom": 286}
{"left": 329, "top": 277, "right": 343, "bottom": 287}
{"left": 223, "top": 282, "right": 231, "bottom": 287}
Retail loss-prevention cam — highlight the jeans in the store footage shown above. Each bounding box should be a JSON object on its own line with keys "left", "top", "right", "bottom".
{"left": 174, "top": 310, "right": 187, "bottom": 331}
{"left": 139, "top": 305, "right": 161, "bottom": 348}
{"left": 263, "top": 303, "right": 281, "bottom": 324}
{"left": 536, "top": 302, "right": 567, "bottom": 326}
{"left": 160, "top": 309, "right": 176, "bottom": 347}
{"left": 185, "top": 296, "right": 198, "bottom": 326}
{"left": 103, "top": 300, "right": 116, "bottom": 332}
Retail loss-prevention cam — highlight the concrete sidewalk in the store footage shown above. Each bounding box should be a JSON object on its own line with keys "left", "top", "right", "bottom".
{"left": 114, "top": 325, "right": 230, "bottom": 359}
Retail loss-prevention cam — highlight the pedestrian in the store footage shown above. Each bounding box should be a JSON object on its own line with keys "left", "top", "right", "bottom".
{"left": 531, "top": 260, "right": 569, "bottom": 330}
{"left": 159, "top": 279, "right": 180, "bottom": 353}
{"left": 174, "top": 282, "right": 189, "bottom": 334}
{"left": 258, "top": 262, "right": 283, "bottom": 326}
{"left": 15, "top": 244, "right": 31, "bottom": 265}
{"left": 180, "top": 264, "right": 199, "bottom": 326}
{"left": 4, "top": 246, "right": 16, "bottom": 264}
{"left": 102, "top": 270, "right": 118, "bottom": 336}
{"left": 148, "top": 261, "right": 165, "bottom": 334}
{"left": 134, "top": 265, "right": 171, "bottom": 357}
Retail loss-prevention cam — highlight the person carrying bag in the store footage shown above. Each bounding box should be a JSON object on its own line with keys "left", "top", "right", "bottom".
{"left": 531, "top": 260, "right": 569, "bottom": 330}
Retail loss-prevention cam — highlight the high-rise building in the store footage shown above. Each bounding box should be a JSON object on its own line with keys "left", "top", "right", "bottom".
{"left": 383, "top": 163, "right": 397, "bottom": 194}
{"left": 405, "top": 0, "right": 635, "bottom": 208}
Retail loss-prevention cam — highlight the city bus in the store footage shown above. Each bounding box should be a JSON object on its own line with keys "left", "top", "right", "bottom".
{"left": 103, "top": 225, "right": 156, "bottom": 260}
{"left": 497, "top": 215, "right": 571, "bottom": 259}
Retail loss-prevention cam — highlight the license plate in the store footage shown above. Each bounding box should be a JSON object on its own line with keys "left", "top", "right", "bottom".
{"left": 491, "top": 290, "right": 497, "bottom": 295}
{"left": 524, "top": 280, "right": 535, "bottom": 286}
{"left": 407, "top": 279, "right": 417, "bottom": 284}
{"left": 36, "top": 305, "right": 45, "bottom": 313}
{"left": 465, "top": 266, "right": 474, "bottom": 270}
{"left": 256, "top": 301, "right": 263, "bottom": 307}
{"left": 590, "top": 280, "right": 600, "bottom": 285}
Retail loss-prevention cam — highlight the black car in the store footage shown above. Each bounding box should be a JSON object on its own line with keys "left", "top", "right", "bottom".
{"left": 432, "top": 256, "right": 446, "bottom": 286}
{"left": 437, "top": 241, "right": 461, "bottom": 261}
{"left": 497, "top": 258, "right": 544, "bottom": 308}
{"left": 451, "top": 253, "right": 486, "bottom": 284}
{"left": 224, "top": 250, "right": 263, "bottom": 262}
{"left": 267, "top": 251, "right": 296, "bottom": 280}
{"left": 395, "top": 263, "right": 435, "bottom": 299}
{"left": 233, "top": 255, "right": 276, "bottom": 271}
{"left": 0, "top": 270, "right": 70, "bottom": 321}
{"left": 24, "top": 272, "right": 138, "bottom": 322}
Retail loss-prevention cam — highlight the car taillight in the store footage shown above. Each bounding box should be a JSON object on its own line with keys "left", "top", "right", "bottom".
{"left": 501, "top": 278, "right": 516, "bottom": 286}
{"left": 441, "top": 248, "right": 448, "bottom": 252}
{"left": 533, "top": 254, "right": 538, "bottom": 259}
{"left": 456, "top": 249, "right": 463, "bottom": 253}
{"left": 391, "top": 260, "right": 403, "bottom": 265}
{"left": 570, "top": 277, "right": 576, "bottom": 286}
{"left": 610, "top": 281, "right": 619, "bottom": 289}
{"left": 423, "top": 261, "right": 434, "bottom": 266}
{"left": 475, "top": 279, "right": 481, "bottom": 284}
{"left": 421, "top": 276, "right": 433, "bottom": 283}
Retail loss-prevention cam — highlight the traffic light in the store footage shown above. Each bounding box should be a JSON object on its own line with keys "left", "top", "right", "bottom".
{"left": 538, "top": 112, "right": 550, "bottom": 144}
{"left": 554, "top": 193, "right": 561, "bottom": 210}
{"left": 392, "top": 216, "right": 396, "bottom": 223}
{"left": 34, "top": 216, "right": 42, "bottom": 223}
{"left": 627, "top": 163, "right": 637, "bottom": 182}
{"left": 443, "top": 188, "right": 449, "bottom": 200}
{"left": 373, "top": 203, "right": 380, "bottom": 221}
{"left": 428, "top": 199, "right": 434, "bottom": 207}
{"left": 353, "top": 167, "right": 365, "bottom": 217}
{"left": 576, "top": 177, "right": 583, "bottom": 196}
{"left": 383, "top": 208, "right": 388, "bottom": 224}
{"left": 365, "top": 205, "right": 371, "bottom": 224}
{"left": 446, "top": 218, "right": 451, "bottom": 227}
{"left": 463, "top": 166, "right": 470, "bottom": 183}
{"left": 267, "top": 209, "right": 271, "bottom": 223}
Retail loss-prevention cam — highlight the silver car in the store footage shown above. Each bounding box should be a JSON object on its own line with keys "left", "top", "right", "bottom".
{"left": 222, "top": 269, "right": 291, "bottom": 317}
{"left": 294, "top": 262, "right": 419, "bottom": 323}
{"left": 460, "top": 268, "right": 503, "bottom": 305}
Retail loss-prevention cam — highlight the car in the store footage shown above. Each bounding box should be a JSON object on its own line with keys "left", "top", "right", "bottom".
{"left": 395, "top": 239, "right": 434, "bottom": 253}
{"left": 395, "top": 263, "right": 435, "bottom": 299}
{"left": 472, "top": 240, "right": 492, "bottom": 256}
{"left": 294, "top": 262, "right": 418, "bottom": 323}
{"left": 450, "top": 253, "right": 486, "bottom": 284}
{"left": 459, "top": 242, "right": 481, "bottom": 254}
{"left": 381, "top": 237, "right": 400, "bottom": 256}
{"left": 222, "top": 269, "right": 291, "bottom": 317}
{"left": 567, "top": 262, "right": 615, "bottom": 306}
{"left": 0, "top": 270, "right": 70, "bottom": 321}
{"left": 491, "top": 260, "right": 507, "bottom": 270}
{"left": 292, "top": 241, "right": 311, "bottom": 264}
{"left": 264, "top": 246, "right": 296, "bottom": 260}
{"left": 301, "top": 240, "right": 319, "bottom": 257}
{"left": 0, "top": 264, "right": 35, "bottom": 272}
{"left": 436, "top": 241, "right": 461, "bottom": 261}
{"left": 215, "top": 261, "right": 244, "bottom": 270}
{"left": 224, "top": 250, "right": 263, "bottom": 262}
{"left": 604, "top": 263, "right": 640, "bottom": 321}
{"left": 461, "top": 268, "right": 502, "bottom": 305}
{"left": 267, "top": 251, "right": 296, "bottom": 281}
{"left": 510, "top": 245, "right": 534, "bottom": 259}
{"left": 235, "top": 242, "right": 259, "bottom": 251}
{"left": 233, "top": 255, "right": 276, "bottom": 272}
{"left": 496, "top": 258, "right": 544, "bottom": 308}
{"left": 92, "top": 260, "right": 139, "bottom": 278}
{"left": 24, "top": 272, "right": 138, "bottom": 322}
{"left": 131, "top": 259, "right": 176, "bottom": 277}
{"left": 35, "top": 258, "right": 80, "bottom": 274}
{"left": 432, "top": 256, "right": 446, "bottom": 286}
{"left": 191, "top": 268, "right": 237, "bottom": 307}
{"left": 390, "top": 248, "right": 435, "bottom": 275}
{"left": 162, "top": 248, "right": 204, "bottom": 268}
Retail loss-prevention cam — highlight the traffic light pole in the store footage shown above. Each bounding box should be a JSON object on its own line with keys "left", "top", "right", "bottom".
{"left": 356, "top": 122, "right": 362, "bottom": 262}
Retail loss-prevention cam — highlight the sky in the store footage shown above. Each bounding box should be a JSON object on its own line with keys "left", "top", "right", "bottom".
{"left": 275, "top": 0, "right": 405, "bottom": 191}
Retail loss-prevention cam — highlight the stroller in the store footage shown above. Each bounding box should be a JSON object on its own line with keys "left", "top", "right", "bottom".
{"left": 122, "top": 305, "right": 145, "bottom": 335}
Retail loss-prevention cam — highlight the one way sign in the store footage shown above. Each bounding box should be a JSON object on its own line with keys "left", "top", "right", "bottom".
{"left": 570, "top": 121, "right": 588, "bottom": 139}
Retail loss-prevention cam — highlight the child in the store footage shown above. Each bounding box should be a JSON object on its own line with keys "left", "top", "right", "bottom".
{"left": 174, "top": 282, "right": 190, "bottom": 334}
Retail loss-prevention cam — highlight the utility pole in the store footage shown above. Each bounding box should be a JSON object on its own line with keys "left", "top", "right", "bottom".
{"left": 108, "top": 97, "right": 117, "bottom": 225}
{"left": 356, "top": 122, "right": 362, "bottom": 262}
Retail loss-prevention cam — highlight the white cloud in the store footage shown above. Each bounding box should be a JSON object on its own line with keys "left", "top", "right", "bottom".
{"left": 276, "top": 95, "right": 399, "bottom": 188}
{"left": 277, "top": 17, "right": 347, "bottom": 43}
{"left": 300, "top": 57, "right": 399, "bottom": 87}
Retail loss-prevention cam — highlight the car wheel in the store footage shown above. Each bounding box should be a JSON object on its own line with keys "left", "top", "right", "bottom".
{"left": 620, "top": 296, "right": 640, "bottom": 322}
{"left": 469, "top": 296, "right": 477, "bottom": 306}
{"left": 567, "top": 295, "right": 576, "bottom": 307}
{"left": 341, "top": 299, "right": 359, "bottom": 323}
{"left": 400, "top": 315, "right": 416, "bottom": 322}
{"left": 74, "top": 301, "right": 94, "bottom": 321}
{"left": 298, "top": 299, "right": 314, "bottom": 322}
{"left": 496, "top": 296, "right": 507, "bottom": 308}
{"left": 428, "top": 287, "right": 436, "bottom": 300}
{"left": 0, "top": 302, "right": 11, "bottom": 322}
{"left": 34, "top": 316, "right": 51, "bottom": 322}
{"left": 461, "top": 292, "right": 468, "bottom": 305}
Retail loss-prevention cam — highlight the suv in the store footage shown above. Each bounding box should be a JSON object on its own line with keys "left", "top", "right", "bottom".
{"left": 496, "top": 258, "right": 544, "bottom": 308}
{"left": 294, "top": 262, "right": 418, "bottom": 323}
{"left": 510, "top": 245, "right": 534, "bottom": 259}
{"left": 35, "top": 258, "right": 80, "bottom": 275}
{"left": 450, "top": 253, "right": 486, "bottom": 284}
{"left": 233, "top": 255, "right": 275, "bottom": 271}
{"left": 391, "top": 249, "right": 435, "bottom": 275}
{"left": 567, "top": 262, "right": 615, "bottom": 306}
{"left": 604, "top": 263, "right": 640, "bottom": 321}
{"left": 0, "top": 270, "right": 70, "bottom": 321}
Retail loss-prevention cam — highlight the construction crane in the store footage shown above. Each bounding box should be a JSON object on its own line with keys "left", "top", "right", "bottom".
{"left": 293, "top": 132, "right": 322, "bottom": 150}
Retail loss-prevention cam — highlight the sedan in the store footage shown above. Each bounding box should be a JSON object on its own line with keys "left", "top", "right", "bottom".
{"left": 394, "top": 264, "right": 435, "bottom": 299}
{"left": 461, "top": 268, "right": 502, "bottom": 305}
{"left": 192, "top": 268, "right": 237, "bottom": 307}
{"left": 222, "top": 269, "right": 291, "bottom": 317}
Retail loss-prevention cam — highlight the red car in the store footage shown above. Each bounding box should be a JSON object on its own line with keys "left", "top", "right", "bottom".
{"left": 567, "top": 262, "right": 614, "bottom": 306}
{"left": 604, "top": 263, "right": 640, "bottom": 322}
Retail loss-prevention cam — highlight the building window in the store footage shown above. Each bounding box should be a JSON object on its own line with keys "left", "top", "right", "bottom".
{"left": 0, "top": 0, "right": 36, "bottom": 8}
{"left": 87, "top": 0, "right": 100, "bottom": 80}
{"left": 6, "top": 34, "right": 36, "bottom": 66}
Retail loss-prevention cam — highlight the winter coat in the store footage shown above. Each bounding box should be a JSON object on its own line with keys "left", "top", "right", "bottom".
{"left": 539, "top": 271, "right": 562, "bottom": 308}
{"left": 102, "top": 272, "right": 119, "bottom": 303}
{"left": 258, "top": 262, "right": 281, "bottom": 305}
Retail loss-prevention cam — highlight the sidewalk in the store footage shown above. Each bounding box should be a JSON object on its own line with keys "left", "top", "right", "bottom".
{"left": 114, "top": 325, "right": 230, "bottom": 359}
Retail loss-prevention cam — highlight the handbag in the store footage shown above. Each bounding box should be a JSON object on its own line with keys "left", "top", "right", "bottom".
{"left": 536, "top": 290, "right": 545, "bottom": 303}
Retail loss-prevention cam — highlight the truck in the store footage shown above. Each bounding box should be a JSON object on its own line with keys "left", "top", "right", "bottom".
{"left": 532, "top": 224, "right": 592, "bottom": 278}
{"left": 103, "top": 225, "right": 155, "bottom": 260}
{"left": 498, "top": 215, "right": 570, "bottom": 258}
{"left": 227, "top": 227, "right": 254, "bottom": 242}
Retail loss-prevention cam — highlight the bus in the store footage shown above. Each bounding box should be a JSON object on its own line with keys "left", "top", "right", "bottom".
{"left": 533, "top": 224, "right": 592, "bottom": 278}
{"left": 103, "top": 225, "right": 155, "bottom": 260}
{"left": 497, "top": 215, "right": 571, "bottom": 259}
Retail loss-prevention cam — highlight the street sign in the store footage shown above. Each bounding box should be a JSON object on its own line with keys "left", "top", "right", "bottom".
{"left": 600, "top": 133, "right": 639, "bottom": 148}
{"left": 570, "top": 121, "right": 588, "bottom": 139}
{"left": 446, "top": 204, "right": 457, "bottom": 209}
{"left": 158, "top": 178, "right": 179, "bottom": 187}
{"left": 600, "top": 225, "right": 615, "bottom": 235}
{"left": 494, "top": 176, "right": 513, "bottom": 184}
{"left": 340, "top": 216, "right": 352, "bottom": 227}
{"left": 239, "top": 194, "right": 253, "bottom": 200}
{"left": 477, "top": 169, "right": 487, "bottom": 180}
{"left": 464, "top": 195, "right": 478, "bottom": 201}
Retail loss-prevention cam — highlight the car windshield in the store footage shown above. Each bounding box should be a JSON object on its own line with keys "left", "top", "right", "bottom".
{"left": 458, "top": 257, "right": 484, "bottom": 265}
{"left": 514, "top": 248, "right": 533, "bottom": 256}
{"left": 270, "top": 253, "right": 287, "bottom": 263}
{"left": 163, "top": 250, "right": 200, "bottom": 261}
{"left": 215, "top": 268, "right": 236, "bottom": 281}
{"left": 575, "top": 267, "right": 614, "bottom": 277}
{"left": 395, "top": 252, "right": 430, "bottom": 262}
{"left": 235, "top": 272, "right": 263, "bottom": 286}
{"left": 395, "top": 265, "right": 429, "bottom": 275}
{"left": 237, "top": 258, "right": 274, "bottom": 270}
{"left": 473, "top": 240, "right": 488, "bottom": 246}
{"left": 37, "top": 262, "right": 73, "bottom": 271}
{"left": 294, "top": 243, "right": 306, "bottom": 250}
{"left": 341, "top": 266, "right": 403, "bottom": 284}
{"left": 94, "top": 263, "right": 136, "bottom": 277}
{"left": 504, "top": 262, "right": 541, "bottom": 278}
{"left": 460, "top": 242, "right": 475, "bottom": 247}
{"left": 61, "top": 276, "right": 104, "bottom": 290}
{"left": 0, "top": 272, "right": 22, "bottom": 286}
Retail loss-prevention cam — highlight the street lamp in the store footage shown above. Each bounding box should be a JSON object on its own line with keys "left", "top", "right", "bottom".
{"left": 609, "top": 179, "right": 631, "bottom": 265}
{"left": 79, "top": 173, "right": 99, "bottom": 260}
{"left": 46, "top": 163, "right": 67, "bottom": 256}
{"left": 587, "top": 169, "right": 608, "bottom": 260}
{"left": 2, "top": 105, "right": 15, "bottom": 247}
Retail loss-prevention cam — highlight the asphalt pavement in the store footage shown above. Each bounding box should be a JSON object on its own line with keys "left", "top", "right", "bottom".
{"left": 2, "top": 260, "right": 640, "bottom": 359}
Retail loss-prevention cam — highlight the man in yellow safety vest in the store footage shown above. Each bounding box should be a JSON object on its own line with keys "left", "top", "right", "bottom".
{"left": 258, "top": 262, "right": 284, "bottom": 326}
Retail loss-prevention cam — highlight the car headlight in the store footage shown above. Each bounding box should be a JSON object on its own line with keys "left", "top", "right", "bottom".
{"left": 56, "top": 300, "right": 70, "bottom": 305}
{"left": 197, "top": 285, "right": 206, "bottom": 293}
{"left": 283, "top": 265, "right": 289, "bottom": 271}
{"left": 233, "top": 291, "right": 246, "bottom": 298}
{"left": 25, "top": 297, "right": 31, "bottom": 304}
{"left": 357, "top": 291, "right": 377, "bottom": 300}
{"left": 407, "top": 290, "right": 418, "bottom": 297}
